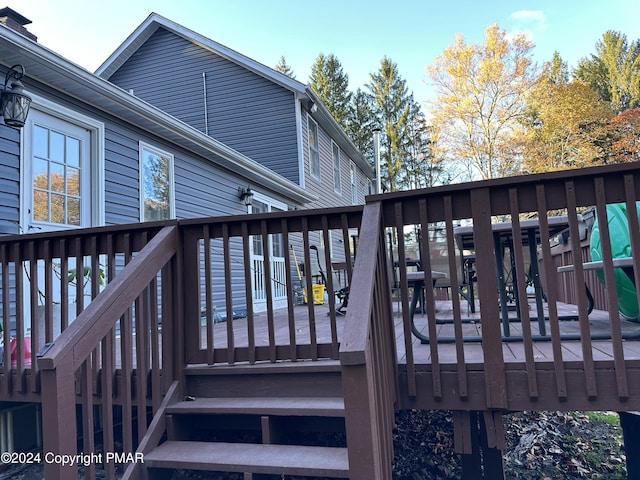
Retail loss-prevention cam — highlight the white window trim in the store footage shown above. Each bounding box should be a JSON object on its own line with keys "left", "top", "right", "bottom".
{"left": 295, "top": 100, "right": 305, "bottom": 189}
{"left": 250, "top": 191, "right": 287, "bottom": 213}
{"left": 139, "top": 141, "right": 176, "bottom": 221}
{"left": 350, "top": 162, "right": 358, "bottom": 205}
{"left": 20, "top": 93, "right": 106, "bottom": 227}
{"left": 308, "top": 117, "right": 320, "bottom": 179}
{"left": 332, "top": 141, "right": 342, "bottom": 195}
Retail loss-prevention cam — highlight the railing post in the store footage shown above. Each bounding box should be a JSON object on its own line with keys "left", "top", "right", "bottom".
{"left": 341, "top": 202, "right": 393, "bottom": 479}
{"left": 470, "top": 187, "right": 507, "bottom": 410}
{"left": 40, "top": 359, "right": 77, "bottom": 479}
{"left": 342, "top": 360, "right": 383, "bottom": 479}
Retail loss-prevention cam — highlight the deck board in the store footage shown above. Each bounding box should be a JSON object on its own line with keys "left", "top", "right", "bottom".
{"left": 203, "top": 298, "right": 640, "bottom": 368}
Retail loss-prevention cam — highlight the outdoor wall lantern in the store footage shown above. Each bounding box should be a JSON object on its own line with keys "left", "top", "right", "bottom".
{"left": 2, "top": 64, "right": 32, "bottom": 128}
{"left": 238, "top": 186, "right": 254, "bottom": 207}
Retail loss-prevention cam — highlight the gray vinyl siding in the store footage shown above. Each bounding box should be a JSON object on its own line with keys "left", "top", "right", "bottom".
{"left": 0, "top": 126, "right": 20, "bottom": 234}
{"left": 104, "top": 126, "right": 142, "bottom": 225}
{"left": 103, "top": 122, "right": 289, "bottom": 223}
{"left": 302, "top": 112, "right": 367, "bottom": 208}
{"left": 108, "top": 28, "right": 300, "bottom": 185}
{"left": 102, "top": 121, "right": 294, "bottom": 311}
{"left": 17, "top": 81, "right": 268, "bottom": 226}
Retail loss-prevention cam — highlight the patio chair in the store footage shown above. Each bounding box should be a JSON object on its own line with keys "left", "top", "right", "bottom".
{"left": 310, "top": 245, "right": 349, "bottom": 315}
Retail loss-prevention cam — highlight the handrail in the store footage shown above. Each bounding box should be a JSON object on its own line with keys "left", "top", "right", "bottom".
{"left": 340, "top": 201, "right": 396, "bottom": 479}
{"left": 38, "top": 224, "right": 179, "bottom": 371}
{"left": 38, "top": 224, "right": 179, "bottom": 480}
{"left": 339, "top": 202, "right": 382, "bottom": 365}
{"left": 181, "top": 205, "right": 363, "bottom": 365}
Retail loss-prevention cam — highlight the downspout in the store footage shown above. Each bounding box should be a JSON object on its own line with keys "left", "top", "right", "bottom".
{"left": 294, "top": 94, "right": 305, "bottom": 190}
{"left": 202, "top": 72, "right": 209, "bottom": 136}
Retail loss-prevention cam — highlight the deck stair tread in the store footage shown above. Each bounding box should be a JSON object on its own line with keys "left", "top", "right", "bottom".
{"left": 167, "top": 396, "right": 345, "bottom": 417}
{"left": 145, "top": 440, "right": 349, "bottom": 476}
{"left": 183, "top": 359, "right": 341, "bottom": 375}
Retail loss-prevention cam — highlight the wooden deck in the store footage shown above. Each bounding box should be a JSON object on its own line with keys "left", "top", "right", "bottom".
{"left": 15, "top": 163, "right": 640, "bottom": 479}
{"left": 203, "top": 299, "right": 640, "bottom": 367}
{"left": 404, "top": 299, "right": 640, "bottom": 364}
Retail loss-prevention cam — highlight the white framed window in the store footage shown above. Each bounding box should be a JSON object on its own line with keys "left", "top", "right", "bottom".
{"left": 308, "top": 117, "right": 320, "bottom": 179}
{"left": 22, "top": 97, "right": 105, "bottom": 232}
{"left": 350, "top": 163, "right": 358, "bottom": 205}
{"left": 139, "top": 142, "right": 175, "bottom": 221}
{"left": 332, "top": 141, "right": 341, "bottom": 194}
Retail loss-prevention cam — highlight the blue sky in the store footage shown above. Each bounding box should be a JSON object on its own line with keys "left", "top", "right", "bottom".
{"left": 8, "top": 0, "right": 640, "bottom": 103}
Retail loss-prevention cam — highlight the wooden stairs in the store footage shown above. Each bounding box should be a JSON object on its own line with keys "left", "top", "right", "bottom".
{"left": 135, "top": 360, "right": 350, "bottom": 479}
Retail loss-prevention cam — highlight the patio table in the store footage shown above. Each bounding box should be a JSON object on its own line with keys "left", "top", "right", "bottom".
{"left": 453, "top": 216, "right": 576, "bottom": 338}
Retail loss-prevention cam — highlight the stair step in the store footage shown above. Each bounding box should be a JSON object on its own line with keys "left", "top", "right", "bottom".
{"left": 145, "top": 440, "right": 349, "bottom": 477}
{"left": 167, "top": 396, "right": 345, "bottom": 417}
{"left": 184, "top": 359, "right": 341, "bottom": 376}
{"left": 184, "top": 362, "right": 343, "bottom": 398}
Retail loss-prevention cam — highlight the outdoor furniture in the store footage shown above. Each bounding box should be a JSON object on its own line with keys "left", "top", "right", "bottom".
{"left": 309, "top": 245, "right": 350, "bottom": 315}
{"left": 406, "top": 270, "right": 447, "bottom": 343}
{"left": 453, "top": 216, "right": 577, "bottom": 337}
{"left": 557, "top": 257, "right": 636, "bottom": 319}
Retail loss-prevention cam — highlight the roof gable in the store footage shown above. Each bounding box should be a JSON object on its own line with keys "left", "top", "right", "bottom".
{"left": 96, "top": 13, "right": 374, "bottom": 178}
{"left": 97, "top": 13, "right": 305, "bottom": 94}
{"left": 0, "top": 22, "right": 314, "bottom": 205}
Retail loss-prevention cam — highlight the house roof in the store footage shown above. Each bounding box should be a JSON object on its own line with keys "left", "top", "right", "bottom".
{"left": 0, "top": 22, "right": 315, "bottom": 206}
{"left": 96, "top": 12, "right": 375, "bottom": 178}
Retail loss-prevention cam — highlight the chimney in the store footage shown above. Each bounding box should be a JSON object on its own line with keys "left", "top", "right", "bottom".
{"left": 0, "top": 7, "right": 37, "bottom": 41}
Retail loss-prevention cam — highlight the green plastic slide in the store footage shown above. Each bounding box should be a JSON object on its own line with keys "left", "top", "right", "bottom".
{"left": 589, "top": 202, "right": 640, "bottom": 322}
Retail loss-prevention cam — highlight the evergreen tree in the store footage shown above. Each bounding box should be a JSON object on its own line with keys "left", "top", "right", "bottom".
{"left": 574, "top": 31, "right": 640, "bottom": 114}
{"left": 274, "top": 55, "right": 296, "bottom": 79}
{"left": 402, "top": 102, "right": 447, "bottom": 188}
{"left": 309, "top": 53, "right": 352, "bottom": 127}
{"left": 345, "top": 88, "right": 377, "bottom": 162}
{"left": 368, "top": 56, "right": 413, "bottom": 191}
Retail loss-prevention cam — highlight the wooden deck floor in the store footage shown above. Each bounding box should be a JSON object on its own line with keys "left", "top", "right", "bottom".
{"left": 204, "top": 299, "right": 640, "bottom": 367}
{"left": 400, "top": 299, "right": 640, "bottom": 366}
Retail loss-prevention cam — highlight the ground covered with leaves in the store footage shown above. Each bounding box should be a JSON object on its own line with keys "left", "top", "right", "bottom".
{"left": 392, "top": 409, "right": 626, "bottom": 479}
{"left": 0, "top": 410, "right": 627, "bottom": 479}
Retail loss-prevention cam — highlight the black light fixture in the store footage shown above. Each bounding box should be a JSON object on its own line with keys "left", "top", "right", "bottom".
{"left": 2, "top": 64, "right": 32, "bottom": 128}
{"left": 238, "top": 186, "right": 254, "bottom": 207}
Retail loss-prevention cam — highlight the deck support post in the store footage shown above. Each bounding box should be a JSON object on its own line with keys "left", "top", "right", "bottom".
{"left": 457, "top": 411, "right": 505, "bottom": 480}
{"left": 40, "top": 362, "right": 77, "bottom": 479}
{"left": 619, "top": 412, "right": 640, "bottom": 478}
{"left": 341, "top": 363, "right": 387, "bottom": 479}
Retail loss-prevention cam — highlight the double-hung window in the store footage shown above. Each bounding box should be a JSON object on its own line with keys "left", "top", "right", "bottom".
{"left": 139, "top": 142, "right": 175, "bottom": 221}
{"left": 308, "top": 118, "right": 320, "bottom": 179}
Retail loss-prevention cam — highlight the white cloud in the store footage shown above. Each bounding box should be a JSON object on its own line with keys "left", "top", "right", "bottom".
{"left": 507, "top": 10, "right": 548, "bottom": 43}
{"left": 511, "top": 10, "right": 546, "bottom": 23}
{"left": 510, "top": 10, "right": 548, "bottom": 31}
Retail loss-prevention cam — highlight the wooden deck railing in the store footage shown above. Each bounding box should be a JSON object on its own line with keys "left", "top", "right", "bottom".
{"left": 549, "top": 239, "right": 609, "bottom": 311}
{"left": 33, "top": 223, "right": 180, "bottom": 480}
{"left": 374, "top": 162, "right": 640, "bottom": 412}
{"left": 340, "top": 202, "right": 398, "bottom": 479}
{"left": 0, "top": 207, "right": 364, "bottom": 478}
{"left": 180, "top": 206, "right": 363, "bottom": 366}
{"left": 2, "top": 162, "right": 640, "bottom": 478}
